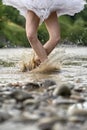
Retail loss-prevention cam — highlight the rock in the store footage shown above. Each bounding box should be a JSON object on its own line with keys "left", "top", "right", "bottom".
{"left": 23, "top": 112, "right": 40, "bottom": 121}
{"left": 13, "top": 112, "right": 40, "bottom": 123}
{"left": 68, "top": 104, "right": 87, "bottom": 120}
{"left": 23, "top": 99, "right": 38, "bottom": 106}
{"left": 23, "top": 82, "right": 40, "bottom": 91}
{"left": 47, "top": 85, "right": 57, "bottom": 91}
{"left": 9, "top": 90, "right": 34, "bottom": 102}
{"left": 53, "top": 123, "right": 65, "bottom": 130}
{"left": 38, "top": 115, "right": 67, "bottom": 130}
{"left": 0, "top": 122, "right": 40, "bottom": 130}
{"left": 68, "top": 116, "right": 85, "bottom": 123}
{"left": 70, "top": 95, "right": 85, "bottom": 103}
{"left": 53, "top": 83, "right": 71, "bottom": 97}
{"left": 0, "top": 86, "right": 14, "bottom": 92}
{"left": 11, "top": 82, "right": 22, "bottom": 87}
{"left": 53, "top": 98, "right": 76, "bottom": 105}
{"left": 40, "top": 79, "right": 56, "bottom": 88}
{"left": 75, "top": 78, "right": 83, "bottom": 83}
{"left": 68, "top": 108, "right": 87, "bottom": 117}
{"left": 0, "top": 111, "right": 12, "bottom": 123}
{"left": 74, "top": 87, "right": 85, "bottom": 93}
{"left": 82, "top": 64, "right": 87, "bottom": 68}
{"left": 38, "top": 116, "right": 58, "bottom": 130}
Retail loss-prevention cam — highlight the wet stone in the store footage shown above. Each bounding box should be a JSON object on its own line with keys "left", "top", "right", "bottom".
{"left": 0, "top": 122, "right": 40, "bottom": 130}
{"left": 38, "top": 116, "right": 59, "bottom": 130}
{"left": 68, "top": 108, "right": 87, "bottom": 117}
{"left": 23, "top": 99, "right": 39, "bottom": 106}
{"left": 82, "top": 64, "right": 87, "bottom": 68}
{"left": 68, "top": 116, "right": 85, "bottom": 123}
{"left": 12, "top": 82, "right": 23, "bottom": 87}
{"left": 53, "top": 123, "right": 65, "bottom": 130}
{"left": 53, "top": 83, "right": 71, "bottom": 97}
{"left": 0, "top": 85, "right": 5, "bottom": 91}
{"left": 46, "top": 85, "right": 57, "bottom": 92}
{"left": 13, "top": 112, "right": 40, "bottom": 123}
{"left": 53, "top": 98, "right": 76, "bottom": 105}
{"left": 1, "top": 91, "right": 13, "bottom": 97}
{"left": 0, "top": 86, "right": 14, "bottom": 92}
{"left": 13, "top": 103, "right": 24, "bottom": 110}
{"left": 9, "top": 90, "right": 34, "bottom": 102}
{"left": 53, "top": 122, "right": 87, "bottom": 130}
{"left": 22, "top": 112, "right": 40, "bottom": 121}
{"left": 0, "top": 103, "right": 2, "bottom": 107}
{"left": 5, "top": 83, "right": 13, "bottom": 87}
{"left": 68, "top": 105, "right": 87, "bottom": 122}
{"left": 0, "top": 111, "right": 12, "bottom": 123}
{"left": 74, "top": 87, "right": 85, "bottom": 93}
{"left": 22, "top": 82, "right": 40, "bottom": 91}
{"left": 40, "top": 79, "right": 56, "bottom": 88}
{"left": 70, "top": 95, "right": 85, "bottom": 103}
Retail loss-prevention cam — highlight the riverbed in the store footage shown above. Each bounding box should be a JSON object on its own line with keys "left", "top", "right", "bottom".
{"left": 0, "top": 46, "right": 87, "bottom": 130}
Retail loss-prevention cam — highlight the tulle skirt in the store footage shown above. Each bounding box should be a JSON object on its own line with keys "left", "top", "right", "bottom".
{"left": 3, "top": 0, "right": 86, "bottom": 22}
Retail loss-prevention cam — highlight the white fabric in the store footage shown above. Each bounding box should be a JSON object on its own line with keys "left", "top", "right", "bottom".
{"left": 3, "top": 0, "right": 86, "bottom": 22}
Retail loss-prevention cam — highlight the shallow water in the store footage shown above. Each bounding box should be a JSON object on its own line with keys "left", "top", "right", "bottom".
{"left": 0, "top": 47, "right": 87, "bottom": 85}
{"left": 0, "top": 46, "right": 87, "bottom": 130}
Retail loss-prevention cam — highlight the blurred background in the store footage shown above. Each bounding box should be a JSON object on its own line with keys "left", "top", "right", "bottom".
{"left": 0, "top": 0, "right": 87, "bottom": 48}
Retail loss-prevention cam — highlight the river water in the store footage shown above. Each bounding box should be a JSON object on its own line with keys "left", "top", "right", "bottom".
{"left": 0, "top": 47, "right": 87, "bottom": 85}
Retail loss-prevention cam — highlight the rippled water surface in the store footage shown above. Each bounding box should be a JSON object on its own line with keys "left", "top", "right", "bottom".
{"left": 0, "top": 47, "right": 87, "bottom": 85}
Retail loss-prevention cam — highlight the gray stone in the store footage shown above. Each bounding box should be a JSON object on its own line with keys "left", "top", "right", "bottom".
{"left": 53, "top": 83, "right": 71, "bottom": 97}
{"left": 23, "top": 82, "right": 40, "bottom": 90}
{"left": 40, "top": 79, "right": 56, "bottom": 88}
{"left": 9, "top": 90, "right": 34, "bottom": 101}
{"left": 38, "top": 116, "right": 58, "bottom": 130}
{"left": 0, "top": 111, "right": 12, "bottom": 123}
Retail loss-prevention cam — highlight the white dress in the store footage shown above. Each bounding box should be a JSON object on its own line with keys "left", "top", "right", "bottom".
{"left": 3, "top": 0, "right": 86, "bottom": 23}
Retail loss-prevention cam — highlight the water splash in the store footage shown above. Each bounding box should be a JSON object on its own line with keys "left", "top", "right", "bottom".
{"left": 19, "top": 48, "right": 67, "bottom": 74}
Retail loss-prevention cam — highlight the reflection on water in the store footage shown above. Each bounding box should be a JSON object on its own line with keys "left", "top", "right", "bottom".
{"left": 0, "top": 47, "right": 87, "bottom": 85}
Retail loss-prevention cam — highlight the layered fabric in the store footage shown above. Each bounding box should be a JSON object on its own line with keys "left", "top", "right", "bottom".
{"left": 3, "top": 0, "right": 86, "bottom": 22}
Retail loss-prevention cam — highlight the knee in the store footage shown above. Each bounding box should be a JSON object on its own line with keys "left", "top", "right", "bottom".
{"left": 26, "top": 31, "right": 36, "bottom": 43}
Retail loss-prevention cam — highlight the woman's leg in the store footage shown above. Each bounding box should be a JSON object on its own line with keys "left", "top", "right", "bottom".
{"left": 44, "top": 12, "right": 60, "bottom": 55}
{"left": 26, "top": 10, "right": 47, "bottom": 62}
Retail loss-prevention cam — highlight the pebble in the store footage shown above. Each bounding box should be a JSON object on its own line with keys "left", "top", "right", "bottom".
{"left": 13, "top": 112, "right": 40, "bottom": 123}
{"left": 23, "top": 99, "right": 38, "bottom": 106}
{"left": 53, "top": 98, "right": 76, "bottom": 105}
{"left": 68, "top": 116, "right": 85, "bottom": 123}
{"left": 74, "top": 87, "right": 85, "bottom": 93}
{"left": 53, "top": 83, "right": 71, "bottom": 97}
{"left": 53, "top": 123, "right": 65, "bottom": 130}
{"left": 68, "top": 106, "right": 87, "bottom": 118}
{"left": 0, "top": 78, "right": 87, "bottom": 130}
{"left": 47, "top": 85, "right": 57, "bottom": 91}
{"left": 38, "top": 116, "right": 58, "bottom": 130}
{"left": 9, "top": 90, "right": 34, "bottom": 102}
{"left": 40, "top": 79, "right": 56, "bottom": 88}
{"left": 70, "top": 95, "right": 85, "bottom": 103}
{"left": 22, "top": 112, "right": 40, "bottom": 121}
{"left": 0, "top": 111, "right": 12, "bottom": 123}
{"left": 23, "top": 82, "right": 40, "bottom": 90}
{"left": 0, "top": 122, "right": 40, "bottom": 130}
